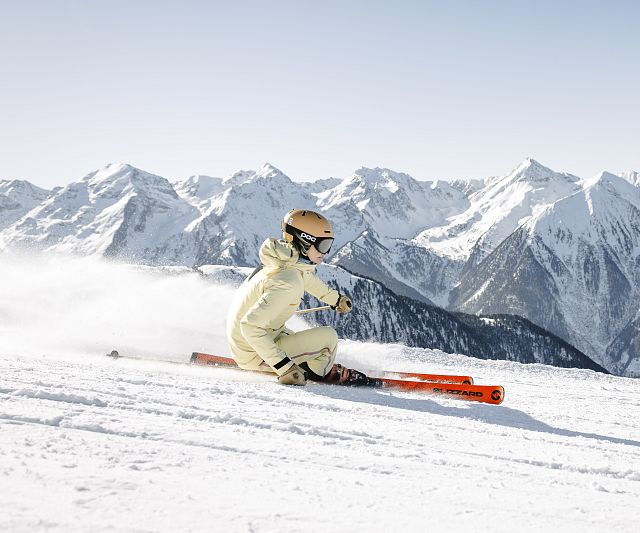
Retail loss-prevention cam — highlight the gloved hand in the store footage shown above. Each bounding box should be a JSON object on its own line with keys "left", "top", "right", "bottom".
{"left": 332, "top": 293, "right": 353, "bottom": 313}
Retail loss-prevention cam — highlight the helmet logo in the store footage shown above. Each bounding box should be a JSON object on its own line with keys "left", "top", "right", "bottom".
{"left": 300, "top": 232, "right": 316, "bottom": 242}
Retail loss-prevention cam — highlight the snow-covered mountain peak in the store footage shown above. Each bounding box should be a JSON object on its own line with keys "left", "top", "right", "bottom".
{"left": 353, "top": 166, "right": 414, "bottom": 186}
{"left": 102, "top": 162, "right": 133, "bottom": 173}
{"left": 251, "top": 162, "right": 293, "bottom": 184}
{"left": 479, "top": 168, "right": 640, "bottom": 373}
{"left": 344, "top": 167, "right": 425, "bottom": 197}
{"left": 583, "top": 171, "right": 640, "bottom": 211}
{"left": 321, "top": 167, "right": 422, "bottom": 209}
{"left": 219, "top": 163, "right": 293, "bottom": 189}
{"left": 257, "top": 162, "right": 283, "bottom": 175}
{"left": 315, "top": 167, "right": 469, "bottom": 245}
{"left": 0, "top": 179, "right": 52, "bottom": 231}
{"left": 0, "top": 178, "right": 49, "bottom": 201}
{"left": 620, "top": 170, "right": 639, "bottom": 186}
{"left": 517, "top": 156, "right": 544, "bottom": 171}
{"left": 178, "top": 173, "right": 222, "bottom": 189}
{"left": 584, "top": 170, "right": 637, "bottom": 194}
{"left": 477, "top": 159, "right": 581, "bottom": 209}
{"left": 222, "top": 169, "right": 254, "bottom": 187}
{"left": 85, "top": 162, "right": 134, "bottom": 184}
{"left": 83, "top": 163, "right": 178, "bottom": 201}
{"left": 584, "top": 170, "right": 620, "bottom": 184}
{"left": 173, "top": 174, "right": 224, "bottom": 204}
{"left": 426, "top": 179, "right": 470, "bottom": 197}
{"left": 414, "top": 158, "right": 583, "bottom": 262}
{"left": 447, "top": 177, "right": 488, "bottom": 196}
{"left": 0, "top": 163, "right": 199, "bottom": 261}
{"left": 526, "top": 169, "right": 640, "bottom": 246}
{"left": 301, "top": 177, "right": 342, "bottom": 194}
{"left": 501, "top": 158, "right": 580, "bottom": 186}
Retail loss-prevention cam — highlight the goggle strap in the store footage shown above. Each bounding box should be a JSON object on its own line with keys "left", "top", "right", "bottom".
{"left": 286, "top": 225, "right": 333, "bottom": 253}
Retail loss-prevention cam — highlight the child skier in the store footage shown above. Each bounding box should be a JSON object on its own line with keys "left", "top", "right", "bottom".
{"left": 226, "top": 209, "right": 369, "bottom": 386}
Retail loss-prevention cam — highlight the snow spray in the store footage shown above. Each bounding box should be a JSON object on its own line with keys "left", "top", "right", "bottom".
{"left": 0, "top": 252, "right": 234, "bottom": 361}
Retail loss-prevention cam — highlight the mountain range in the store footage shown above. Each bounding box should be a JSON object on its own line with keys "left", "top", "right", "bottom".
{"left": 1, "top": 158, "right": 638, "bottom": 376}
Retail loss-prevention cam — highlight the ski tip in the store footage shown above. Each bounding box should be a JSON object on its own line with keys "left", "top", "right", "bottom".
{"left": 490, "top": 387, "right": 505, "bottom": 404}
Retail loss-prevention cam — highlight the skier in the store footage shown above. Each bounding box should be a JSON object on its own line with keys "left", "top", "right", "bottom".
{"left": 226, "top": 209, "right": 370, "bottom": 386}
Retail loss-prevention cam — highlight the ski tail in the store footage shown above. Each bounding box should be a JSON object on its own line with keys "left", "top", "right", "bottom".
{"left": 191, "top": 352, "right": 238, "bottom": 367}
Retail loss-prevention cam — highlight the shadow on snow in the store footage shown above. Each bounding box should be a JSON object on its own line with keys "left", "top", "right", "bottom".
{"left": 306, "top": 384, "right": 640, "bottom": 448}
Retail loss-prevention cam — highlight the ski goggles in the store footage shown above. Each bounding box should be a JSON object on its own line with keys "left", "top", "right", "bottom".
{"left": 312, "top": 236, "right": 334, "bottom": 254}
{"left": 287, "top": 225, "right": 334, "bottom": 254}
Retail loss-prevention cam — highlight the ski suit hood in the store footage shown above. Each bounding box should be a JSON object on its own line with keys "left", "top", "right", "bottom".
{"left": 258, "top": 238, "right": 300, "bottom": 273}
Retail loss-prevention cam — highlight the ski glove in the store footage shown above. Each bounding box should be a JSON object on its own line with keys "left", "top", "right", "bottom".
{"left": 332, "top": 293, "right": 353, "bottom": 313}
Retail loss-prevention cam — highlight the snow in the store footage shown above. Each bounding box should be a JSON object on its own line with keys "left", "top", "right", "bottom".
{"left": 620, "top": 170, "right": 640, "bottom": 187}
{"left": 173, "top": 174, "right": 224, "bottom": 211}
{"left": 1, "top": 254, "right": 639, "bottom": 532}
{"left": 318, "top": 167, "right": 469, "bottom": 242}
{"left": 0, "top": 164, "right": 201, "bottom": 263}
{"left": 414, "top": 158, "right": 582, "bottom": 261}
{"left": 515, "top": 171, "right": 640, "bottom": 367}
{"left": 0, "top": 179, "right": 51, "bottom": 231}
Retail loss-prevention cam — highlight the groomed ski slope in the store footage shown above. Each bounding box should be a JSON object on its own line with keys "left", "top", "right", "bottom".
{"left": 1, "top": 255, "right": 639, "bottom": 532}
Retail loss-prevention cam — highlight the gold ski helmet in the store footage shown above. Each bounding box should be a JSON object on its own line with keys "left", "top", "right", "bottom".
{"left": 282, "top": 209, "right": 335, "bottom": 255}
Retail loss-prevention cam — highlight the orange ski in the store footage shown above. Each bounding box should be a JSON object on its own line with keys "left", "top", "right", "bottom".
{"left": 190, "top": 352, "right": 237, "bottom": 366}
{"left": 376, "top": 370, "right": 473, "bottom": 385}
{"left": 190, "top": 352, "right": 474, "bottom": 385}
{"left": 376, "top": 378, "right": 505, "bottom": 405}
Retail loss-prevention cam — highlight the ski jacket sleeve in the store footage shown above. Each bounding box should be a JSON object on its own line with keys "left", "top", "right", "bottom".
{"left": 304, "top": 272, "right": 340, "bottom": 306}
{"left": 239, "top": 278, "right": 297, "bottom": 374}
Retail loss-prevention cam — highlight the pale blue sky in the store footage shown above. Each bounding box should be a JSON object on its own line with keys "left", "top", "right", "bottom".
{"left": 1, "top": 0, "right": 638, "bottom": 188}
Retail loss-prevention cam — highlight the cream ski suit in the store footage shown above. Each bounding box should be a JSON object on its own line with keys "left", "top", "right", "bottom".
{"left": 226, "top": 238, "right": 341, "bottom": 379}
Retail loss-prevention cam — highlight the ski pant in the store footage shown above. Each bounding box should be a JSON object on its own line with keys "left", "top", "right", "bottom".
{"left": 236, "top": 326, "right": 338, "bottom": 379}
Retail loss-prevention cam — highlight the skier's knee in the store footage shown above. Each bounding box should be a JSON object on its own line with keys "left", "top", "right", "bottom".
{"left": 320, "top": 326, "right": 338, "bottom": 350}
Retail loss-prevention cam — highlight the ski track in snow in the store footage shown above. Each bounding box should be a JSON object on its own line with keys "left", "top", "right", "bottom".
{"left": 1, "top": 351, "right": 639, "bottom": 533}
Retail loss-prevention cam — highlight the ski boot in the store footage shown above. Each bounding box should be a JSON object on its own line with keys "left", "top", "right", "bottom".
{"left": 278, "top": 363, "right": 307, "bottom": 386}
{"left": 323, "top": 364, "right": 375, "bottom": 386}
